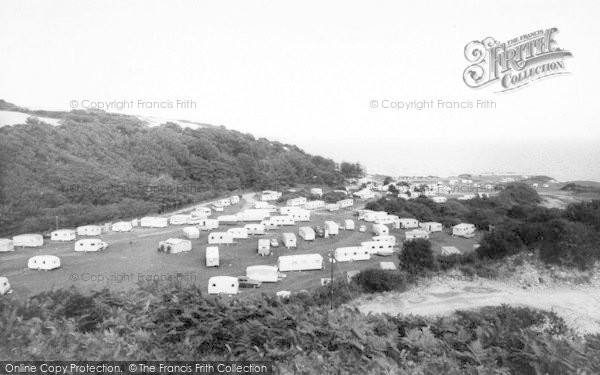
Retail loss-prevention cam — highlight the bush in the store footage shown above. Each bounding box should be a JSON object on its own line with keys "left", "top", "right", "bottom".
{"left": 352, "top": 268, "right": 407, "bottom": 293}
{"left": 399, "top": 239, "right": 435, "bottom": 276}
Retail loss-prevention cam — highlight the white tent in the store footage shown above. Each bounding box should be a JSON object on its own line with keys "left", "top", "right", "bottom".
{"left": 334, "top": 246, "right": 370, "bottom": 262}
{"left": 13, "top": 234, "right": 43, "bottom": 247}
{"left": 0, "top": 277, "right": 10, "bottom": 295}
{"left": 51, "top": 229, "right": 77, "bottom": 242}
{"left": 0, "top": 239, "right": 14, "bottom": 252}
{"left": 206, "top": 246, "right": 219, "bottom": 267}
{"left": 207, "top": 276, "right": 239, "bottom": 295}
{"left": 246, "top": 265, "right": 279, "bottom": 282}
{"left": 158, "top": 238, "right": 192, "bottom": 254}
{"left": 183, "top": 226, "right": 200, "bottom": 239}
{"left": 282, "top": 233, "right": 297, "bottom": 249}
{"left": 112, "top": 221, "right": 133, "bottom": 232}
{"left": 298, "top": 226, "right": 315, "bottom": 241}
{"left": 278, "top": 254, "right": 324, "bottom": 272}
{"left": 27, "top": 255, "right": 60, "bottom": 270}
{"left": 77, "top": 225, "right": 103, "bottom": 236}
{"left": 74, "top": 239, "right": 108, "bottom": 252}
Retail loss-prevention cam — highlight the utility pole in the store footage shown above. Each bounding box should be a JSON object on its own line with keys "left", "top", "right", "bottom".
{"left": 329, "top": 251, "right": 334, "bottom": 310}
{"left": 55, "top": 216, "right": 58, "bottom": 231}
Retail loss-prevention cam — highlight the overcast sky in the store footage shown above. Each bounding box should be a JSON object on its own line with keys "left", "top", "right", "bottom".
{"left": 1, "top": 1, "right": 599, "bottom": 180}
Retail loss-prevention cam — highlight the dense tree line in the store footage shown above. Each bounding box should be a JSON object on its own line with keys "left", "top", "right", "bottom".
{"left": 366, "top": 183, "right": 600, "bottom": 269}
{"left": 0, "top": 110, "right": 349, "bottom": 235}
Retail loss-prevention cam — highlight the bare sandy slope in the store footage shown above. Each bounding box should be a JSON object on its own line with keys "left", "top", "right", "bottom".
{"left": 353, "top": 278, "right": 600, "bottom": 335}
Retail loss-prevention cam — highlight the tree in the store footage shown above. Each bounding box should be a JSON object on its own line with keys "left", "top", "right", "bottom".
{"left": 399, "top": 239, "right": 434, "bottom": 275}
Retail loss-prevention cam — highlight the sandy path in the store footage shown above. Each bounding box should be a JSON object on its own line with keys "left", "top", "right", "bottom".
{"left": 354, "top": 280, "right": 600, "bottom": 335}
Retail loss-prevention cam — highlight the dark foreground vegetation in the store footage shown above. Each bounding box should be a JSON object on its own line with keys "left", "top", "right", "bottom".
{"left": 0, "top": 106, "right": 363, "bottom": 236}
{"left": 367, "top": 184, "right": 600, "bottom": 270}
{"left": 1, "top": 273, "right": 598, "bottom": 374}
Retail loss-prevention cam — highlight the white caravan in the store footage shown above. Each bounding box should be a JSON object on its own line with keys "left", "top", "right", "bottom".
{"left": 244, "top": 224, "right": 266, "bottom": 235}
{"left": 361, "top": 211, "right": 388, "bottom": 222}
{"left": 361, "top": 241, "right": 394, "bottom": 256}
{"left": 74, "top": 238, "right": 108, "bottom": 252}
{"left": 193, "top": 207, "right": 212, "bottom": 216}
{"left": 208, "top": 232, "right": 234, "bottom": 245}
{"left": 13, "top": 234, "right": 43, "bottom": 247}
{"left": 344, "top": 219, "right": 355, "bottom": 231}
{"left": 237, "top": 209, "right": 270, "bottom": 222}
{"left": 279, "top": 206, "right": 298, "bottom": 215}
{"left": 310, "top": 188, "right": 323, "bottom": 196}
{"left": 282, "top": 233, "right": 297, "bottom": 249}
{"left": 197, "top": 219, "right": 219, "bottom": 231}
{"left": 227, "top": 227, "right": 249, "bottom": 239}
{"left": 206, "top": 246, "right": 219, "bottom": 267}
{"left": 396, "top": 218, "right": 419, "bottom": 229}
{"left": 405, "top": 229, "right": 430, "bottom": 240}
{"left": 112, "top": 221, "right": 133, "bottom": 232}
{"left": 372, "top": 235, "right": 396, "bottom": 246}
{"left": 158, "top": 238, "right": 192, "bottom": 254}
{"left": 298, "top": 226, "right": 315, "bottom": 241}
{"left": 452, "top": 223, "right": 476, "bottom": 238}
{"left": 0, "top": 239, "right": 14, "bottom": 252}
{"left": 286, "top": 197, "right": 307, "bottom": 206}
{"left": 77, "top": 225, "right": 103, "bottom": 236}
{"left": 304, "top": 200, "right": 325, "bottom": 210}
{"left": 257, "top": 239, "right": 271, "bottom": 256}
{"left": 50, "top": 229, "right": 76, "bottom": 242}
{"left": 28, "top": 255, "right": 61, "bottom": 270}
{"left": 324, "top": 221, "right": 339, "bottom": 236}
{"left": 229, "top": 195, "right": 240, "bottom": 204}
{"left": 326, "top": 204, "right": 340, "bottom": 212}
{"left": 419, "top": 222, "right": 443, "bottom": 232}
{"left": 290, "top": 209, "right": 310, "bottom": 222}
{"left": 0, "top": 277, "right": 10, "bottom": 295}
{"left": 265, "top": 216, "right": 295, "bottom": 226}
{"left": 139, "top": 217, "right": 168, "bottom": 228}
{"left": 183, "top": 226, "right": 200, "bottom": 239}
{"left": 215, "top": 198, "right": 231, "bottom": 207}
{"left": 334, "top": 246, "right": 371, "bottom": 262}
{"left": 337, "top": 199, "right": 354, "bottom": 208}
{"left": 217, "top": 215, "right": 238, "bottom": 225}
{"left": 246, "top": 265, "right": 282, "bottom": 283}
{"left": 207, "top": 276, "right": 239, "bottom": 295}
{"left": 169, "top": 214, "right": 191, "bottom": 225}
{"left": 374, "top": 215, "right": 399, "bottom": 225}
{"left": 277, "top": 254, "right": 324, "bottom": 272}
{"left": 372, "top": 224, "right": 389, "bottom": 236}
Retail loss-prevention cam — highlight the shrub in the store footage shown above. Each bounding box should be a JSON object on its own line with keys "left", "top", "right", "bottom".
{"left": 399, "top": 239, "right": 435, "bottom": 276}
{"left": 352, "top": 268, "right": 407, "bottom": 293}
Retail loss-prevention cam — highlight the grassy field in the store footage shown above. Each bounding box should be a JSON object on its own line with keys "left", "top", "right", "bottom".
{"left": 0, "top": 197, "right": 479, "bottom": 298}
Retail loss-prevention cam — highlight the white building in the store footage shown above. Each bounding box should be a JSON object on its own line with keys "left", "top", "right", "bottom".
{"left": 74, "top": 238, "right": 108, "bottom": 252}
{"left": 208, "top": 232, "right": 234, "bottom": 245}
{"left": 298, "top": 226, "right": 315, "bottom": 241}
{"left": 207, "top": 276, "right": 238, "bottom": 295}
{"left": 419, "top": 222, "right": 443, "bottom": 233}
{"left": 50, "top": 229, "right": 77, "bottom": 242}
{"left": 334, "top": 246, "right": 371, "bottom": 262}
{"left": 452, "top": 223, "right": 476, "bottom": 238}
{"left": 158, "top": 238, "right": 192, "bottom": 254}
{"left": 405, "top": 229, "right": 429, "bottom": 240}
{"left": 139, "top": 217, "right": 168, "bottom": 228}
{"left": 277, "top": 254, "right": 324, "bottom": 272}
{"left": 27, "top": 255, "right": 61, "bottom": 270}
{"left": 13, "top": 234, "right": 44, "bottom": 247}
{"left": 206, "top": 246, "right": 219, "bottom": 267}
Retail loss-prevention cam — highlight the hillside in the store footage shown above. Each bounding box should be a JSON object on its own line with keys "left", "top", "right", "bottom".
{"left": 0, "top": 104, "right": 350, "bottom": 236}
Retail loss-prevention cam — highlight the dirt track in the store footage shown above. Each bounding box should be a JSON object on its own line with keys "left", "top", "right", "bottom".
{"left": 354, "top": 279, "right": 600, "bottom": 335}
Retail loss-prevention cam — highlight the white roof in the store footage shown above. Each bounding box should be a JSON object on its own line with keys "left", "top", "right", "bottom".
{"left": 162, "top": 238, "right": 189, "bottom": 245}
{"left": 441, "top": 246, "right": 462, "bottom": 255}
{"left": 454, "top": 223, "right": 474, "bottom": 228}
{"left": 52, "top": 229, "right": 76, "bottom": 234}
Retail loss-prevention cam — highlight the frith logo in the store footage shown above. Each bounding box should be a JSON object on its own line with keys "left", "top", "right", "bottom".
{"left": 463, "top": 28, "right": 573, "bottom": 92}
